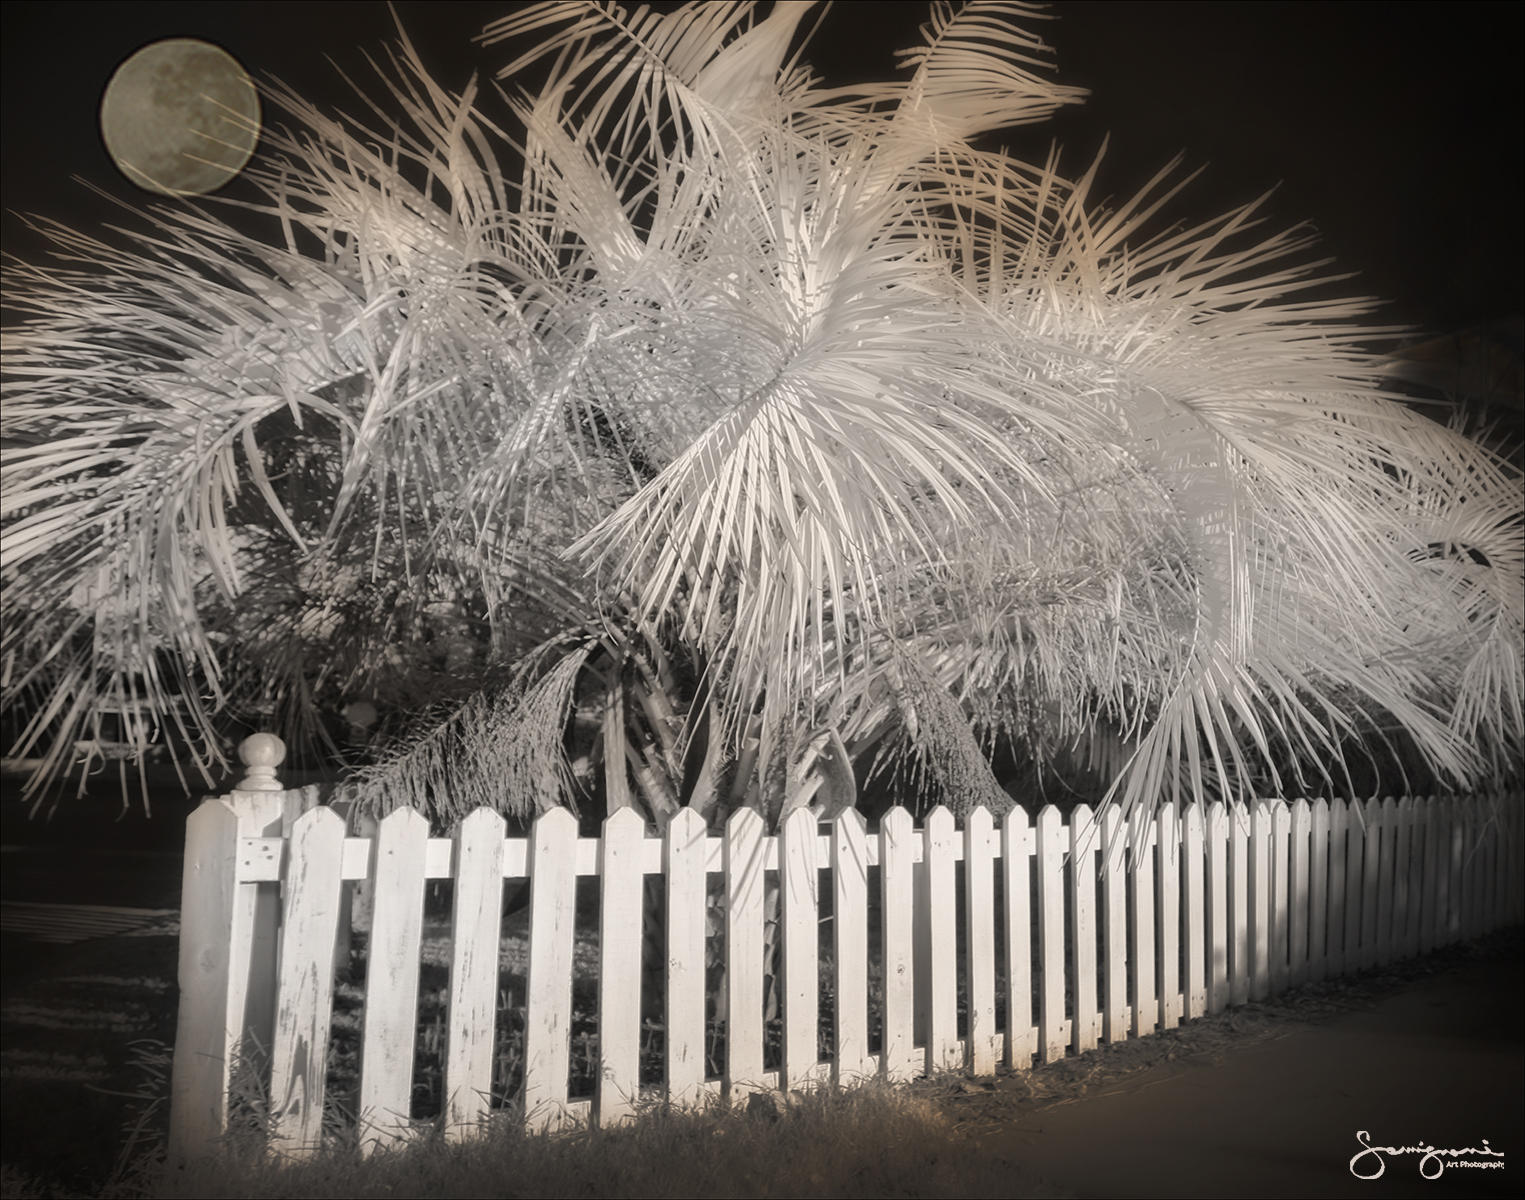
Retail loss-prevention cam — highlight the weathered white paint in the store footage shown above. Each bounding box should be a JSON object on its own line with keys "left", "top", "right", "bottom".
{"left": 170, "top": 793, "right": 1521, "bottom": 1161}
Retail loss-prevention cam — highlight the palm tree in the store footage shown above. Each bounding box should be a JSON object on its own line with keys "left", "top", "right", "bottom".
{"left": 2, "top": 1, "right": 1519, "bottom": 831}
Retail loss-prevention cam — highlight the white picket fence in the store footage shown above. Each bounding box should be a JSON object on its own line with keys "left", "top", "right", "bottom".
{"left": 168, "top": 789, "right": 1523, "bottom": 1163}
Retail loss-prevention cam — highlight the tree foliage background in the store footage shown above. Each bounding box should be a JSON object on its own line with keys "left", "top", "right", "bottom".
{"left": 2, "top": 1, "right": 1520, "bottom": 827}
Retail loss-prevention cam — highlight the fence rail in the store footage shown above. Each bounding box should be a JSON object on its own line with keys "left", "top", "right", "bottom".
{"left": 169, "top": 789, "right": 1524, "bottom": 1162}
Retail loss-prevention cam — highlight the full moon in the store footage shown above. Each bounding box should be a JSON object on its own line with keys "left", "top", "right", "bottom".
{"left": 99, "top": 38, "right": 261, "bottom": 197}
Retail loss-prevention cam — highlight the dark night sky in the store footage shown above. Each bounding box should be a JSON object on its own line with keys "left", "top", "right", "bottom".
{"left": 2, "top": 1, "right": 1521, "bottom": 337}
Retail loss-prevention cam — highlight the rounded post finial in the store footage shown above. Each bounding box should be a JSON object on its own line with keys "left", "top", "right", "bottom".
{"left": 236, "top": 732, "right": 286, "bottom": 791}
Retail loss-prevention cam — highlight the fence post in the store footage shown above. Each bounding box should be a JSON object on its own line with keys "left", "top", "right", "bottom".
{"left": 168, "top": 800, "right": 243, "bottom": 1166}
{"left": 215, "top": 735, "right": 291, "bottom": 1115}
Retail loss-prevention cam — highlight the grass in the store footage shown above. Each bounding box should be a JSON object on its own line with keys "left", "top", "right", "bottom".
{"left": 4, "top": 923, "right": 1522, "bottom": 1198}
{"left": 118, "top": 1081, "right": 1074, "bottom": 1200}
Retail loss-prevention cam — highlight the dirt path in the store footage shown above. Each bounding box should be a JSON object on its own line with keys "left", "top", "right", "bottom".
{"left": 923, "top": 940, "right": 1523, "bottom": 1199}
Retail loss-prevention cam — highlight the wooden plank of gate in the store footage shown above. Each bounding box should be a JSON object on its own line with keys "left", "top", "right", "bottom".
{"left": 358, "top": 808, "right": 428, "bottom": 1154}
{"left": 269, "top": 806, "right": 345, "bottom": 1159}
{"left": 598, "top": 807, "right": 644, "bottom": 1124}
{"left": 445, "top": 808, "right": 505, "bottom": 1141}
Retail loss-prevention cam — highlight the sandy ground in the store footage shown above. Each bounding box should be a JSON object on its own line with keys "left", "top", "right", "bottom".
{"left": 922, "top": 944, "right": 1523, "bottom": 1199}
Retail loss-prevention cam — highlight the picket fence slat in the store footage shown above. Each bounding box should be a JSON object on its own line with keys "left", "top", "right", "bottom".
{"left": 1377, "top": 797, "right": 1397, "bottom": 965}
{"left": 170, "top": 791, "right": 1521, "bottom": 1164}
{"left": 1249, "top": 804, "right": 1271, "bottom": 1001}
{"left": 780, "top": 808, "right": 820, "bottom": 1090}
{"left": 1391, "top": 798, "right": 1410, "bottom": 963}
{"left": 446, "top": 808, "right": 505, "bottom": 1141}
{"left": 1289, "top": 800, "right": 1310, "bottom": 987}
{"left": 1402, "top": 797, "right": 1423, "bottom": 958}
{"left": 270, "top": 807, "right": 346, "bottom": 1158}
{"left": 964, "top": 808, "right": 998, "bottom": 1075}
{"left": 879, "top": 809, "right": 916, "bottom": 1082}
{"left": 723, "top": 809, "right": 766, "bottom": 1097}
{"left": 358, "top": 808, "right": 429, "bottom": 1153}
{"left": 525, "top": 809, "right": 578, "bottom": 1132}
{"left": 834, "top": 811, "right": 871, "bottom": 1084}
{"left": 1228, "top": 805, "right": 1249, "bottom": 1007}
{"left": 1037, "top": 806, "right": 1066, "bottom": 1064}
{"left": 1130, "top": 813, "right": 1158, "bottom": 1037}
{"left": 1309, "top": 800, "right": 1329, "bottom": 981}
{"left": 1182, "top": 804, "right": 1206, "bottom": 1020}
{"left": 1102, "top": 807, "right": 1129, "bottom": 1040}
{"left": 1344, "top": 802, "right": 1365, "bottom": 970}
{"left": 1206, "top": 803, "right": 1229, "bottom": 1014}
{"left": 1361, "top": 798, "right": 1382, "bottom": 970}
{"left": 664, "top": 810, "right": 708, "bottom": 1109}
{"left": 1327, "top": 800, "right": 1348, "bottom": 974}
{"left": 598, "top": 808, "right": 644, "bottom": 1124}
{"left": 1157, "top": 804, "right": 1181, "bottom": 1030}
{"left": 924, "top": 808, "right": 960, "bottom": 1073}
{"left": 1003, "top": 809, "right": 1035, "bottom": 1068}
{"left": 1071, "top": 805, "right": 1099, "bottom": 1052}
{"left": 1269, "top": 803, "right": 1289, "bottom": 995}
